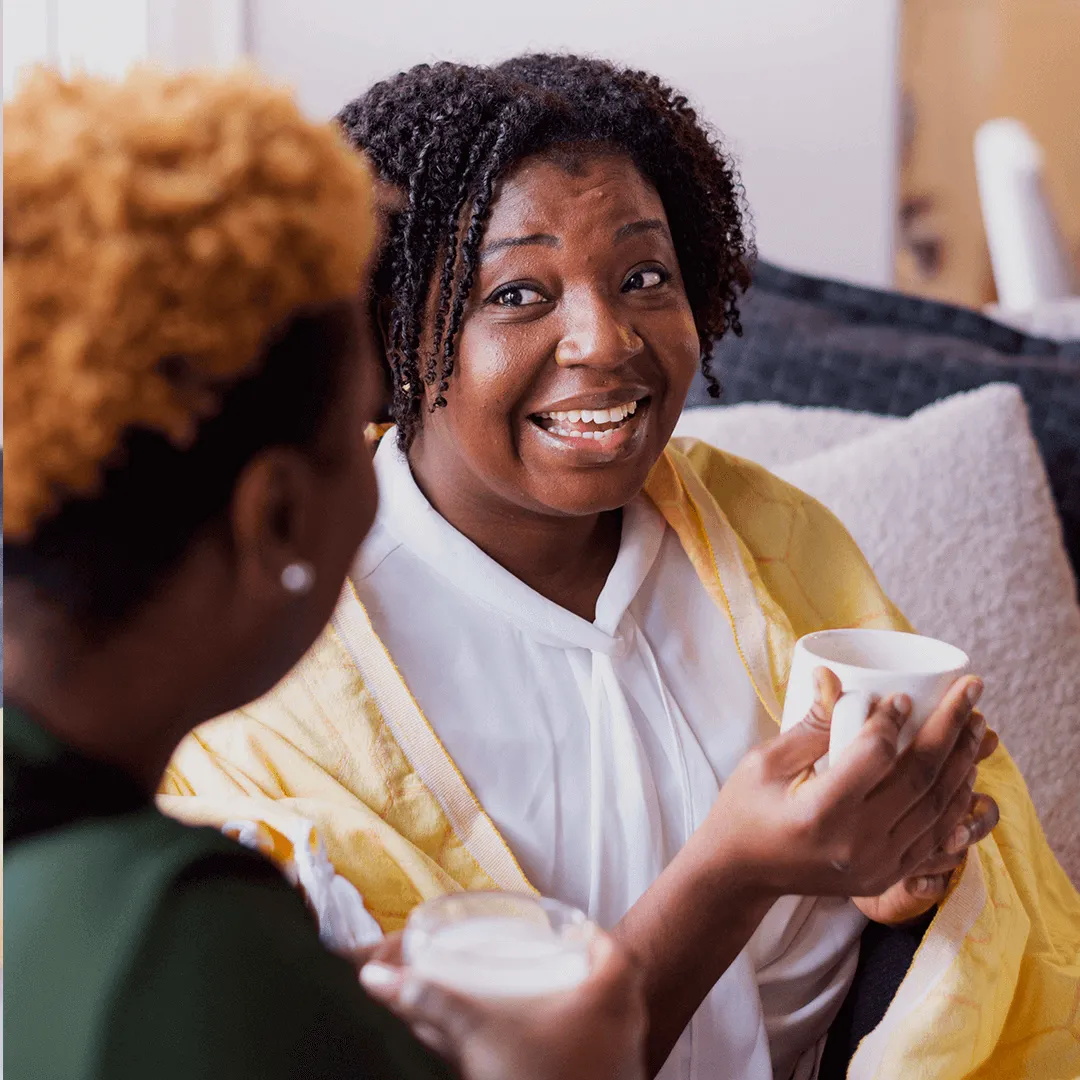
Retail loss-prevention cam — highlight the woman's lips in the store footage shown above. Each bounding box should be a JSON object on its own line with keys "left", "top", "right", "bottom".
{"left": 531, "top": 396, "right": 645, "bottom": 439}
{"left": 528, "top": 396, "right": 650, "bottom": 452}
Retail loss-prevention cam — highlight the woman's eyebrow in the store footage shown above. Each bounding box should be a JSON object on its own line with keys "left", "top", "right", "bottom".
{"left": 480, "top": 233, "right": 560, "bottom": 261}
{"left": 614, "top": 218, "right": 669, "bottom": 243}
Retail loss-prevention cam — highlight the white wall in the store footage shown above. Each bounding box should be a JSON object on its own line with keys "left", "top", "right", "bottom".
{"left": 2, "top": 0, "right": 246, "bottom": 95}
{"left": 249, "top": 0, "right": 901, "bottom": 287}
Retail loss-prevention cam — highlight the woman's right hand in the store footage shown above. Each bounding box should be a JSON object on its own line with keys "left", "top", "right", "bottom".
{"left": 700, "top": 669, "right": 995, "bottom": 900}
{"left": 361, "top": 932, "right": 646, "bottom": 1080}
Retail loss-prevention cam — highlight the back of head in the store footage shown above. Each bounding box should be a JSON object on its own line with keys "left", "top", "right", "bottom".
{"left": 4, "top": 67, "right": 375, "bottom": 627}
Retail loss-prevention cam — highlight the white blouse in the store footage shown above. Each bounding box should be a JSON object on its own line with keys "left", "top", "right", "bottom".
{"left": 353, "top": 435, "right": 866, "bottom": 1080}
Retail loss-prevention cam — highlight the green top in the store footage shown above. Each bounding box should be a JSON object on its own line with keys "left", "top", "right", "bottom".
{"left": 4, "top": 706, "right": 454, "bottom": 1080}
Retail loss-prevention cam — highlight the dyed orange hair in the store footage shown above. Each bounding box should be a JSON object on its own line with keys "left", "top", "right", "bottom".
{"left": 3, "top": 66, "right": 375, "bottom": 540}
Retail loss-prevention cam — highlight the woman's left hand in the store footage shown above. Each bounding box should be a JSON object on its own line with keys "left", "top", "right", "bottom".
{"left": 853, "top": 718, "right": 1000, "bottom": 925}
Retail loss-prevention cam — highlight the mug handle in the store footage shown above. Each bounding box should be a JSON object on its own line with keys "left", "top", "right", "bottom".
{"left": 825, "top": 690, "right": 879, "bottom": 770}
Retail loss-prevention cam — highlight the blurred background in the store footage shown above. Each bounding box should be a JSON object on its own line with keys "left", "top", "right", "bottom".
{"left": 4, "top": 0, "right": 1079, "bottom": 317}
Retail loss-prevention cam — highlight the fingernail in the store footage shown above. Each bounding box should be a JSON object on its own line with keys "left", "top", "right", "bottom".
{"left": 398, "top": 976, "right": 424, "bottom": 1009}
{"left": 966, "top": 680, "right": 984, "bottom": 707}
{"left": 946, "top": 824, "right": 971, "bottom": 854}
{"left": 915, "top": 876, "right": 931, "bottom": 895}
{"left": 360, "top": 962, "right": 402, "bottom": 994}
{"left": 892, "top": 694, "right": 912, "bottom": 719}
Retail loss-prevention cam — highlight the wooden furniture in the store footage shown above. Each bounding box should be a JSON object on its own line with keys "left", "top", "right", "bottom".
{"left": 897, "top": 0, "right": 1080, "bottom": 309}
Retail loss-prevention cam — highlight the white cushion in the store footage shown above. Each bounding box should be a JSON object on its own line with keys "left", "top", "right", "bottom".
{"left": 675, "top": 401, "right": 899, "bottom": 467}
{"left": 676, "top": 388, "right": 1080, "bottom": 880}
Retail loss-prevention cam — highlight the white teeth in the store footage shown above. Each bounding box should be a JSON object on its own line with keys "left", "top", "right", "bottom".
{"left": 538, "top": 398, "right": 644, "bottom": 432}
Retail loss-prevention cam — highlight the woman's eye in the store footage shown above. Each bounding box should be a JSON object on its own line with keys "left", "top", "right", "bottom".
{"left": 490, "top": 284, "right": 547, "bottom": 307}
{"left": 623, "top": 267, "right": 668, "bottom": 291}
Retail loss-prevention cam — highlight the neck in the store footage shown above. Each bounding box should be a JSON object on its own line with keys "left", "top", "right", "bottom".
{"left": 408, "top": 458, "right": 623, "bottom": 622}
{"left": 4, "top": 586, "right": 213, "bottom": 796}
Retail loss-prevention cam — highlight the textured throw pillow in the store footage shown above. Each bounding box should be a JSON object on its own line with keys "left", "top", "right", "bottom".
{"left": 758, "top": 385, "right": 1079, "bottom": 882}
{"left": 690, "top": 260, "right": 1080, "bottom": 579}
{"left": 675, "top": 402, "right": 898, "bottom": 467}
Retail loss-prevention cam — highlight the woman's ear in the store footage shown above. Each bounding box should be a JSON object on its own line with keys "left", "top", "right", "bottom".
{"left": 227, "top": 448, "right": 316, "bottom": 605}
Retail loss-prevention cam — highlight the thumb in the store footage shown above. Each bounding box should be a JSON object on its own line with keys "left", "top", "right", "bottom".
{"left": 766, "top": 667, "right": 841, "bottom": 779}
{"left": 393, "top": 975, "right": 488, "bottom": 1048}
{"left": 576, "top": 932, "right": 639, "bottom": 1006}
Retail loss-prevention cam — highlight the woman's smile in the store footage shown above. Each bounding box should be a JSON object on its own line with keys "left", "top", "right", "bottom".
{"left": 529, "top": 395, "right": 651, "bottom": 461}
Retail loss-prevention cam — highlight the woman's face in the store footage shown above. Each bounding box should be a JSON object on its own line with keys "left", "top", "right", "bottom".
{"left": 409, "top": 151, "right": 700, "bottom": 521}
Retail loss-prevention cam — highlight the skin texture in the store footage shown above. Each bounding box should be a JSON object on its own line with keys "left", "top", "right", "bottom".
{"left": 409, "top": 152, "right": 699, "bottom": 621}
{"left": 401, "top": 149, "right": 1000, "bottom": 1075}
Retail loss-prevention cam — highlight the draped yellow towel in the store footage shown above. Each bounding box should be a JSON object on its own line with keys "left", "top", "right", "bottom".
{"left": 161, "top": 438, "right": 1080, "bottom": 1080}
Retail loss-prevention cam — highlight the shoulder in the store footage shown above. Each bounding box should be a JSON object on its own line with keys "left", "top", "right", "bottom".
{"left": 100, "top": 859, "right": 450, "bottom": 1079}
{"left": 4, "top": 809, "right": 281, "bottom": 1079}
{"left": 665, "top": 435, "right": 844, "bottom": 535}
{"left": 662, "top": 436, "right": 910, "bottom": 635}
{"left": 5, "top": 807, "right": 259, "bottom": 911}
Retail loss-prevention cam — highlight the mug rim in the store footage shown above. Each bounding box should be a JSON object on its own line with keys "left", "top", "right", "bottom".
{"left": 796, "top": 628, "right": 969, "bottom": 675}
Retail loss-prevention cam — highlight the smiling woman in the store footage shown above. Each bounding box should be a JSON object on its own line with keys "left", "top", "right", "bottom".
{"left": 402, "top": 149, "right": 703, "bottom": 561}
{"left": 163, "top": 54, "right": 1080, "bottom": 1080}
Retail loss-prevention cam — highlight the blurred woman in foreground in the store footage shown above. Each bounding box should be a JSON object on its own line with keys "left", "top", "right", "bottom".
{"left": 2, "top": 66, "right": 644, "bottom": 1080}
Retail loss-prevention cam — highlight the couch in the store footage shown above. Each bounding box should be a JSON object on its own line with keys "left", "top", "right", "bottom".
{"left": 677, "top": 262, "right": 1080, "bottom": 884}
{"left": 688, "top": 260, "right": 1080, "bottom": 583}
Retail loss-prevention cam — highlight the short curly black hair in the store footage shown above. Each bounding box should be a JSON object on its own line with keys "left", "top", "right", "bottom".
{"left": 338, "top": 54, "right": 753, "bottom": 447}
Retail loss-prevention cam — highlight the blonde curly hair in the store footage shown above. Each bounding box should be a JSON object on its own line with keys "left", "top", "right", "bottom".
{"left": 3, "top": 66, "right": 375, "bottom": 541}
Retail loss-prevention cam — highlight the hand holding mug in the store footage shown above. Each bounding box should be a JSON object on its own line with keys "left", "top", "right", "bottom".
{"left": 809, "top": 666, "right": 1000, "bottom": 924}
{"left": 360, "top": 931, "right": 646, "bottom": 1080}
{"left": 698, "top": 630, "right": 1000, "bottom": 905}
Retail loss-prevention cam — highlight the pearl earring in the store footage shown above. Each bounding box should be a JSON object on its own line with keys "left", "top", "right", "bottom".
{"left": 281, "top": 561, "right": 316, "bottom": 595}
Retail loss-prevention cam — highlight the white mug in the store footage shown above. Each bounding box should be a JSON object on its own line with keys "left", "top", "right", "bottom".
{"left": 780, "top": 629, "right": 970, "bottom": 768}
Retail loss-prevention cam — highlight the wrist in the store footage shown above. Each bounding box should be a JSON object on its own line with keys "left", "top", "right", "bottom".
{"left": 678, "top": 824, "right": 783, "bottom": 914}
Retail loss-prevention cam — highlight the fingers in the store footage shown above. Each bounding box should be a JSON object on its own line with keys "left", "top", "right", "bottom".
{"left": 820, "top": 693, "right": 910, "bottom": 798}
{"left": 372, "top": 972, "right": 486, "bottom": 1051}
{"left": 370, "top": 933, "right": 406, "bottom": 966}
{"left": 338, "top": 931, "right": 404, "bottom": 970}
{"left": 763, "top": 667, "right": 842, "bottom": 779}
{"left": 899, "top": 677, "right": 983, "bottom": 801}
{"left": 975, "top": 722, "right": 999, "bottom": 763}
{"left": 943, "top": 792, "right": 1000, "bottom": 855}
{"left": 904, "top": 849, "right": 965, "bottom": 876}
{"left": 577, "top": 933, "right": 642, "bottom": 1013}
{"left": 906, "top": 872, "right": 953, "bottom": 903}
{"left": 884, "top": 725, "right": 982, "bottom": 850}
{"left": 813, "top": 667, "right": 843, "bottom": 720}
{"left": 898, "top": 788, "right": 1000, "bottom": 876}
{"left": 584, "top": 932, "right": 631, "bottom": 989}
{"left": 896, "top": 765, "right": 977, "bottom": 870}
{"left": 360, "top": 959, "right": 406, "bottom": 1001}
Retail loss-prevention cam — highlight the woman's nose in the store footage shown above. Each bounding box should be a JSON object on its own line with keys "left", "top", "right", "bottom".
{"left": 555, "top": 294, "right": 644, "bottom": 368}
